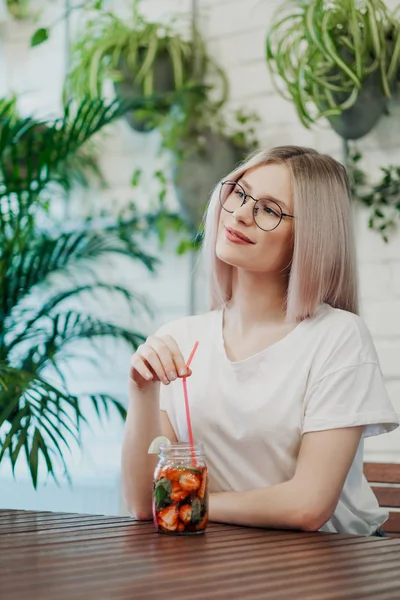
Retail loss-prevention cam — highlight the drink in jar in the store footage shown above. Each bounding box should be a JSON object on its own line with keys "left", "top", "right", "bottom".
{"left": 152, "top": 442, "right": 208, "bottom": 535}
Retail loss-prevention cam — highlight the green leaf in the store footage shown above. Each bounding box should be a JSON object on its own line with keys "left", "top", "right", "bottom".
{"left": 131, "top": 169, "right": 141, "bottom": 187}
{"left": 190, "top": 497, "right": 202, "bottom": 524}
{"left": 91, "top": 395, "right": 101, "bottom": 419}
{"left": 31, "top": 28, "right": 49, "bottom": 48}
{"left": 154, "top": 170, "right": 167, "bottom": 186}
{"left": 0, "top": 405, "right": 29, "bottom": 464}
{"left": 91, "top": 395, "right": 127, "bottom": 420}
{"left": 29, "top": 429, "right": 40, "bottom": 488}
{"left": 176, "top": 239, "right": 195, "bottom": 255}
{"left": 0, "top": 394, "right": 20, "bottom": 427}
{"left": 36, "top": 429, "right": 54, "bottom": 476}
{"left": 154, "top": 477, "right": 172, "bottom": 510}
{"left": 10, "top": 427, "right": 28, "bottom": 474}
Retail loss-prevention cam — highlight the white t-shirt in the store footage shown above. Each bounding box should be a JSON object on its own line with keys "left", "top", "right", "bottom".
{"left": 158, "top": 303, "right": 399, "bottom": 535}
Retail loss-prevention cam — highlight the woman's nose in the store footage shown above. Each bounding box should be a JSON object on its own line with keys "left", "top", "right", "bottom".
{"left": 232, "top": 199, "right": 254, "bottom": 225}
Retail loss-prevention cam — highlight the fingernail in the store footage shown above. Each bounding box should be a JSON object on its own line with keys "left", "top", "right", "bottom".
{"left": 179, "top": 368, "right": 187, "bottom": 376}
{"left": 145, "top": 373, "right": 152, "bottom": 380}
{"left": 168, "top": 371, "right": 177, "bottom": 381}
{"left": 163, "top": 378, "right": 170, "bottom": 385}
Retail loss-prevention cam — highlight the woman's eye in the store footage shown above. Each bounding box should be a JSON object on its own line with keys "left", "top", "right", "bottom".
{"left": 263, "top": 205, "right": 279, "bottom": 217}
{"left": 235, "top": 190, "right": 245, "bottom": 199}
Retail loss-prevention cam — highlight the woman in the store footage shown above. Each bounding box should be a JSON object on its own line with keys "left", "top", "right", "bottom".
{"left": 122, "top": 145, "right": 399, "bottom": 535}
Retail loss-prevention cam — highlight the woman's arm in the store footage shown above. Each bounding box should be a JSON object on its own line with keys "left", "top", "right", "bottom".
{"left": 121, "top": 381, "right": 160, "bottom": 520}
{"left": 121, "top": 382, "right": 177, "bottom": 520}
{"left": 209, "top": 426, "right": 363, "bottom": 531}
{"left": 121, "top": 334, "right": 186, "bottom": 520}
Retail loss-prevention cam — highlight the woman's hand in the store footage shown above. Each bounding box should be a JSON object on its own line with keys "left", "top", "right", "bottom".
{"left": 130, "top": 335, "right": 192, "bottom": 390}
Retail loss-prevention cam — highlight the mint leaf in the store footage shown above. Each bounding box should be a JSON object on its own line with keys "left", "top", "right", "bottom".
{"left": 190, "top": 498, "right": 202, "bottom": 524}
{"left": 157, "top": 478, "right": 172, "bottom": 492}
{"left": 154, "top": 478, "right": 172, "bottom": 510}
{"left": 31, "top": 28, "right": 49, "bottom": 47}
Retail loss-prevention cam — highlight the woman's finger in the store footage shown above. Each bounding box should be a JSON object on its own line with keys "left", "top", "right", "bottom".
{"left": 130, "top": 353, "right": 154, "bottom": 384}
{"left": 145, "top": 336, "right": 181, "bottom": 382}
{"left": 136, "top": 342, "right": 170, "bottom": 385}
{"left": 160, "top": 334, "right": 189, "bottom": 377}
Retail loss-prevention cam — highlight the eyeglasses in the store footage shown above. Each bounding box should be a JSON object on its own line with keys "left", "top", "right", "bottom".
{"left": 219, "top": 181, "right": 295, "bottom": 232}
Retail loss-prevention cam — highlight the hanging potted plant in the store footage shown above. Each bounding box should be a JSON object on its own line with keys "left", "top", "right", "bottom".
{"left": 266, "top": 0, "right": 400, "bottom": 140}
{"left": 161, "top": 84, "right": 259, "bottom": 230}
{"left": 63, "top": 0, "right": 224, "bottom": 133}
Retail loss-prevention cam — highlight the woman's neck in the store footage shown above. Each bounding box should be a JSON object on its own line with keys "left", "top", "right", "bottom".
{"left": 226, "top": 269, "right": 288, "bottom": 332}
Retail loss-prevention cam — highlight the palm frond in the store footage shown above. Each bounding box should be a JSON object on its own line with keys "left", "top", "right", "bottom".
{"left": 0, "top": 97, "right": 142, "bottom": 195}
{"left": 50, "top": 311, "right": 145, "bottom": 347}
{"left": 89, "top": 394, "right": 127, "bottom": 421}
{"left": 0, "top": 229, "right": 156, "bottom": 323}
{"left": 31, "top": 311, "right": 145, "bottom": 372}
{"left": 0, "top": 363, "right": 129, "bottom": 488}
{"left": 0, "top": 364, "right": 83, "bottom": 487}
{"left": 56, "top": 143, "right": 106, "bottom": 190}
{"left": 7, "top": 281, "right": 143, "bottom": 352}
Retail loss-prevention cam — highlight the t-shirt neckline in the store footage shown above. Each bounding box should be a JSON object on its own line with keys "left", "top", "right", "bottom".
{"left": 217, "top": 304, "right": 319, "bottom": 366}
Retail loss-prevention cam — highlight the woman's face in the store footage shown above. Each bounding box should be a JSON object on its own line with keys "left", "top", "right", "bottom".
{"left": 215, "top": 163, "right": 294, "bottom": 273}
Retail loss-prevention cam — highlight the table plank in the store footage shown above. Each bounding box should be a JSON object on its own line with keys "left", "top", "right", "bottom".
{"left": 1, "top": 533, "right": 395, "bottom": 582}
{"left": 1, "top": 510, "right": 399, "bottom": 600}
{"left": 0, "top": 515, "right": 138, "bottom": 533}
{"left": 3, "top": 543, "right": 400, "bottom": 600}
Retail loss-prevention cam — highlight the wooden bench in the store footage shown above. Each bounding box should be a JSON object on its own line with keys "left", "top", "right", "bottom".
{"left": 364, "top": 462, "right": 400, "bottom": 537}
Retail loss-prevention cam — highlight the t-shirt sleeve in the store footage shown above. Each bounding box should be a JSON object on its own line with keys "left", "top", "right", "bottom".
{"left": 302, "top": 314, "right": 399, "bottom": 437}
{"left": 302, "top": 362, "right": 399, "bottom": 437}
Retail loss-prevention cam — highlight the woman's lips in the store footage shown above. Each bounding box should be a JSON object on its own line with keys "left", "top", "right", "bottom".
{"left": 225, "top": 227, "right": 254, "bottom": 244}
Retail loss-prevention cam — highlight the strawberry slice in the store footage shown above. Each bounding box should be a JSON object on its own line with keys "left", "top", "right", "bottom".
{"left": 171, "top": 481, "right": 189, "bottom": 502}
{"left": 179, "top": 504, "right": 192, "bottom": 524}
{"left": 179, "top": 472, "right": 201, "bottom": 491}
{"left": 158, "top": 504, "right": 178, "bottom": 531}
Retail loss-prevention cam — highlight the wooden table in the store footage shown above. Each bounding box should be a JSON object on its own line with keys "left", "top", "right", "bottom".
{"left": 1, "top": 510, "right": 400, "bottom": 599}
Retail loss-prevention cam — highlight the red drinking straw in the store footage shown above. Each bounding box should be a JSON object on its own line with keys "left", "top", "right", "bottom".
{"left": 182, "top": 341, "right": 199, "bottom": 463}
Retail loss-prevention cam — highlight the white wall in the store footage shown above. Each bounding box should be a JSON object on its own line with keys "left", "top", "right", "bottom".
{"left": 1, "top": 0, "right": 399, "bottom": 515}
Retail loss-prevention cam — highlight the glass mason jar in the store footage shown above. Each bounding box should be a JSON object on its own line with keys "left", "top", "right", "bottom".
{"left": 152, "top": 442, "right": 209, "bottom": 535}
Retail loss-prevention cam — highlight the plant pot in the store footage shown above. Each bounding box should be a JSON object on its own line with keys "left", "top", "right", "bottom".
{"left": 172, "top": 131, "right": 246, "bottom": 229}
{"left": 327, "top": 71, "right": 387, "bottom": 140}
{"left": 114, "top": 49, "right": 176, "bottom": 133}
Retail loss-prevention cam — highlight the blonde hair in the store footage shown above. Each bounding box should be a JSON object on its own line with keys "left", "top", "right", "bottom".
{"left": 201, "top": 145, "right": 359, "bottom": 323}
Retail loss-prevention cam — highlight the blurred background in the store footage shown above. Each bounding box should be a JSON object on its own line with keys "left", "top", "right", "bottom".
{"left": 0, "top": 0, "right": 399, "bottom": 516}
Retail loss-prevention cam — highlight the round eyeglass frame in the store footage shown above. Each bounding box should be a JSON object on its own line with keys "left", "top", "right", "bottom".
{"left": 219, "top": 180, "right": 295, "bottom": 232}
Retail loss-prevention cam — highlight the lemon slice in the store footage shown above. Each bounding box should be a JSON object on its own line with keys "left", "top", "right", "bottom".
{"left": 148, "top": 436, "right": 171, "bottom": 454}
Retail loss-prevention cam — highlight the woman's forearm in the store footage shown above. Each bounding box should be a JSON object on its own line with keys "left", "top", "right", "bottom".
{"left": 209, "top": 480, "right": 332, "bottom": 532}
{"left": 121, "top": 380, "right": 161, "bottom": 520}
{"left": 209, "top": 428, "right": 361, "bottom": 532}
